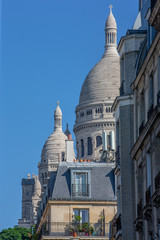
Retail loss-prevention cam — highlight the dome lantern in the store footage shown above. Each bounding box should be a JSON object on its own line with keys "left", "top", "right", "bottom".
{"left": 54, "top": 101, "right": 62, "bottom": 132}
{"left": 104, "top": 5, "right": 117, "bottom": 55}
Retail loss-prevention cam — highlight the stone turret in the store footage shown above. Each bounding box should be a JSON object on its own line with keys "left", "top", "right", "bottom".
{"left": 39, "top": 101, "right": 67, "bottom": 186}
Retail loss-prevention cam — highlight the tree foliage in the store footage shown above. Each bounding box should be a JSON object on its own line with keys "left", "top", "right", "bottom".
{"left": 0, "top": 227, "right": 31, "bottom": 240}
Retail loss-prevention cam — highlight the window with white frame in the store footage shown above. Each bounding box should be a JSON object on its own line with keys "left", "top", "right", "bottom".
{"left": 72, "top": 172, "right": 89, "bottom": 197}
{"left": 73, "top": 209, "right": 89, "bottom": 223}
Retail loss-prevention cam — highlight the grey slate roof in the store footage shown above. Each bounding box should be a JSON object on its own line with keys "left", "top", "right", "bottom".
{"left": 48, "top": 162, "right": 116, "bottom": 201}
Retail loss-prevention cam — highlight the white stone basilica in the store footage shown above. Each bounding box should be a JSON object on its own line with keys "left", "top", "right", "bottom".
{"left": 74, "top": 6, "right": 120, "bottom": 160}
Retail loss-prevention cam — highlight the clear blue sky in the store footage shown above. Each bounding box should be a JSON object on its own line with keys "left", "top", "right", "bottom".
{"left": 0, "top": 0, "right": 138, "bottom": 231}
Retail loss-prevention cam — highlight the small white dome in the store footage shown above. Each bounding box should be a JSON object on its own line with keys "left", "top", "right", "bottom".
{"left": 105, "top": 10, "right": 117, "bottom": 29}
{"left": 41, "top": 131, "right": 67, "bottom": 161}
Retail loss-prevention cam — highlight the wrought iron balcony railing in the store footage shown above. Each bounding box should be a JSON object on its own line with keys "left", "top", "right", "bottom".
{"left": 72, "top": 184, "right": 89, "bottom": 197}
{"left": 151, "top": 0, "right": 157, "bottom": 10}
{"left": 116, "top": 214, "right": 121, "bottom": 232}
{"left": 38, "top": 222, "right": 109, "bottom": 238}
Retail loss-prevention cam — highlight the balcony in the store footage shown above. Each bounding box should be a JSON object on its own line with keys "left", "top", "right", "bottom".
{"left": 38, "top": 222, "right": 109, "bottom": 240}
{"left": 131, "top": 104, "right": 160, "bottom": 160}
{"left": 151, "top": 0, "right": 157, "bottom": 9}
{"left": 72, "top": 184, "right": 89, "bottom": 197}
{"left": 115, "top": 214, "right": 122, "bottom": 240}
{"left": 152, "top": 172, "right": 160, "bottom": 207}
{"left": 134, "top": 200, "right": 143, "bottom": 232}
{"left": 149, "top": 0, "right": 160, "bottom": 31}
{"left": 143, "top": 186, "right": 152, "bottom": 220}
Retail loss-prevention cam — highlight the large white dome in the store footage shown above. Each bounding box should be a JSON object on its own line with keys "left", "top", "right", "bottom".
{"left": 79, "top": 54, "right": 119, "bottom": 105}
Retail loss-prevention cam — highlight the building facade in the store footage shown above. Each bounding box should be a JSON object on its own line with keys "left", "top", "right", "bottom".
{"left": 73, "top": 7, "right": 120, "bottom": 161}
{"left": 36, "top": 162, "right": 117, "bottom": 240}
{"left": 131, "top": 0, "right": 160, "bottom": 239}
{"left": 112, "top": 0, "right": 160, "bottom": 239}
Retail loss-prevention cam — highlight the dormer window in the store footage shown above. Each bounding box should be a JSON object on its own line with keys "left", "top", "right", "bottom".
{"left": 71, "top": 169, "right": 91, "bottom": 197}
{"left": 72, "top": 173, "right": 88, "bottom": 197}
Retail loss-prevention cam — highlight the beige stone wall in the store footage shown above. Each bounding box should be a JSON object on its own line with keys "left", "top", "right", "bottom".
{"left": 46, "top": 202, "right": 116, "bottom": 236}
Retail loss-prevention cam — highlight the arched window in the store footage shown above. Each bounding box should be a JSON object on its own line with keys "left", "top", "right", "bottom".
{"left": 96, "top": 136, "right": 102, "bottom": 148}
{"left": 113, "top": 33, "right": 115, "bottom": 43}
{"left": 81, "top": 139, "right": 84, "bottom": 157}
{"left": 95, "top": 107, "right": 102, "bottom": 114}
{"left": 106, "top": 107, "right": 108, "bottom": 113}
{"left": 87, "top": 137, "right": 92, "bottom": 155}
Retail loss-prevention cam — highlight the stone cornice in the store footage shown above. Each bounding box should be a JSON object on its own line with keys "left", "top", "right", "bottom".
{"left": 112, "top": 94, "right": 134, "bottom": 111}
{"left": 73, "top": 119, "right": 115, "bottom": 133}
{"left": 117, "top": 32, "right": 146, "bottom": 57}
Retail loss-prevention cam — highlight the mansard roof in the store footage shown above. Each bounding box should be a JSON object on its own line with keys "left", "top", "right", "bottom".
{"left": 47, "top": 162, "right": 116, "bottom": 202}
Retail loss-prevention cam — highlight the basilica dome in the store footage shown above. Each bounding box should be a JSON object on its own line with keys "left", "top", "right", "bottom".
{"left": 41, "top": 102, "right": 67, "bottom": 162}
{"left": 79, "top": 7, "right": 119, "bottom": 105}
{"left": 41, "top": 131, "right": 67, "bottom": 161}
{"left": 79, "top": 55, "right": 119, "bottom": 105}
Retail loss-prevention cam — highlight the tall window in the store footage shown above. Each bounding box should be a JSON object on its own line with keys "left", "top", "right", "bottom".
{"left": 96, "top": 136, "right": 102, "bottom": 148}
{"left": 73, "top": 209, "right": 89, "bottom": 223}
{"left": 95, "top": 107, "right": 102, "bottom": 114}
{"left": 81, "top": 139, "right": 84, "bottom": 157}
{"left": 86, "top": 109, "right": 92, "bottom": 115}
{"left": 87, "top": 137, "right": 92, "bottom": 155}
{"left": 72, "top": 173, "right": 88, "bottom": 197}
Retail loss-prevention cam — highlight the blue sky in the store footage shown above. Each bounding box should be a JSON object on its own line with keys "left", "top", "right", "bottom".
{"left": 0, "top": 0, "right": 138, "bottom": 231}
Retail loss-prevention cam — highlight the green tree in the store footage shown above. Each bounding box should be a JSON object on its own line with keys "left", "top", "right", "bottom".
{"left": 0, "top": 227, "right": 31, "bottom": 240}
